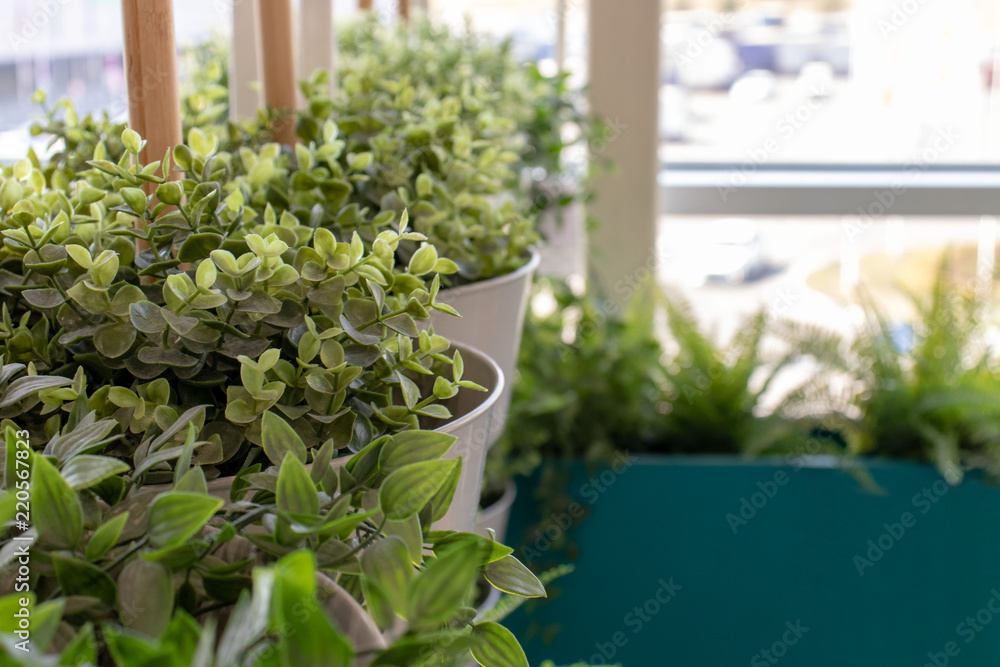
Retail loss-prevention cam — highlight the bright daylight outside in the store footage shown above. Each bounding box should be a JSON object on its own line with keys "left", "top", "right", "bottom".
{"left": 3, "top": 1, "right": 1000, "bottom": 666}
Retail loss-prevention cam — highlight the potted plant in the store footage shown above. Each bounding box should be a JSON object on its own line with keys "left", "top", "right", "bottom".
{"left": 294, "top": 63, "right": 539, "bottom": 431}
{"left": 496, "top": 270, "right": 1000, "bottom": 665}
{"left": 0, "top": 412, "right": 545, "bottom": 665}
{"left": 1, "top": 123, "right": 515, "bottom": 524}
{"left": 0, "top": 127, "right": 544, "bottom": 665}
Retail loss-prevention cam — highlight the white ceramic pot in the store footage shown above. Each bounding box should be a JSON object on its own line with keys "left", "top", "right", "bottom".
{"left": 429, "top": 250, "right": 539, "bottom": 444}
{"left": 474, "top": 481, "right": 516, "bottom": 545}
{"left": 430, "top": 343, "right": 504, "bottom": 532}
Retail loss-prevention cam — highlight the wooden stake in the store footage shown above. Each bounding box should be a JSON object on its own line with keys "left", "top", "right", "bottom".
{"left": 121, "top": 0, "right": 182, "bottom": 184}
{"left": 399, "top": 0, "right": 410, "bottom": 21}
{"left": 256, "top": 0, "right": 298, "bottom": 145}
{"left": 359, "top": 0, "right": 373, "bottom": 10}
{"left": 121, "top": 0, "right": 182, "bottom": 260}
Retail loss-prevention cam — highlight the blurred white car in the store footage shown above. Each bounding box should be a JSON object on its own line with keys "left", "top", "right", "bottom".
{"left": 687, "top": 219, "right": 768, "bottom": 286}
{"left": 660, "top": 84, "right": 689, "bottom": 142}
{"left": 729, "top": 70, "right": 778, "bottom": 104}
{"left": 796, "top": 61, "right": 834, "bottom": 99}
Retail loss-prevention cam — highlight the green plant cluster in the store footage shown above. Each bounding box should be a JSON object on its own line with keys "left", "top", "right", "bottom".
{"left": 296, "top": 66, "right": 536, "bottom": 285}
{"left": 497, "top": 264, "right": 1000, "bottom": 501}
{"left": 30, "top": 14, "right": 602, "bottom": 287}
{"left": 0, "top": 128, "right": 469, "bottom": 467}
{"left": 0, "top": 125, "right": 544, "bottom": 666}
{"left": 490, "top": 278, "right": 799, "bottom": 498}
{"left": 337, "top": 17, "right": 595, "bottom": 203}
{"left": 775, "top": 264, "right": 1000, "bottom": 483}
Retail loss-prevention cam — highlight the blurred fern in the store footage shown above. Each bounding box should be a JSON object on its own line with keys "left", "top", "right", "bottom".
{"left": 776, "top": 258, "right": 1000, "bottom": 483}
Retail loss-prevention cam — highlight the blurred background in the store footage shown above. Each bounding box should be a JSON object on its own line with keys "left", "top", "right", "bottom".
{"left": 8, "top": 0, "right": 998, "bottom": 341}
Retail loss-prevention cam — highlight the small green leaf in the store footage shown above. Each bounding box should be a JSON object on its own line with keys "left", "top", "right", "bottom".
{"left": 361, "top": 536, "right": 414, "bottom": 613}
{"left": 261, "top": 411, "right": 308, "bottom": 466}
{"left": 406, "top": 541, "right": 480, "bottom": 627}
{"left": 483, "top": 555, "right": 546, "bottom": 598}
{"left": 470, "top": 621, "right": 529, "bottom": 667}
{"left": 32, "top": 455, "right": 83, "bottom": 549}
{"left": 379, "top": 430, "right": 456, "bottom": 472}
{"left": 379, "top": 459, "right": 460, "bottom": 521}
{"left": 118, "top": 559, "right": 174, "bottom": 638}
{"left": 147, "top": 492, "right": 223, "bottom": 549}
{"left": 276, "top": 453, "right": 319, "bottom": 516}
{"left": 122, "top": 128, "right": 143, "bottom": 154}
{"left": 85, "top": 512, "right": 129, "bottom": 561}
{"left": 407, "top": 244, "right": 438, "bottom": 276}
{"left": 60, "top": 455, "right": 130, "bottom": 490}
{"left": 94, "top": 321, "right": 137, "bottom": 358}
{"left": 120, "top": 187, "right": 147, "bottom": 214}
{"left": 155, "top": 180, "right": 183, "bottom": 205}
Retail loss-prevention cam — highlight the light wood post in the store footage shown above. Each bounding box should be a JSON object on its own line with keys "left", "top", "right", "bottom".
{"left": 256, "top": 0, "right": 298, "bottom": 145}
{"left": 121, "top": 0, "right": 182, "bottom": 182}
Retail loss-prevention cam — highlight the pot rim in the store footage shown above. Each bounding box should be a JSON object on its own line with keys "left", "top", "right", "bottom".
{"left": 479, "top": 479, "right": 517, "bottom": 516}
{"left": 439, "top": 248, "right": 540, "bottom": 298}
{"left": 433, "top": 341, "right": 505, "bottom": 434}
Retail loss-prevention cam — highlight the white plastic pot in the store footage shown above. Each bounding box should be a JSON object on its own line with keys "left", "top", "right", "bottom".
{"left": 429, "top": 250, "right": 539, "bottom": 443}
{"left": 474, "top": 481, "right": 517, "bottom": 545}
{"left": 430, "top": 342, "right": 504, "bottom": 532}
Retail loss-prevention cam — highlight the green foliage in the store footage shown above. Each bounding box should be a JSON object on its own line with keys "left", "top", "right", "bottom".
{"left": 488, "top": 279, "right": 801, "bottom": 497}
{"left": 777, "top": 259, "right": 1000, "bottom": 483}
{"left": 296, "top": 64, "right": 537, "bottom": 285}
{"left": 1, "top": 547, "right": 538, "bottom": 667}
{"left": 0, "top": 125, "right": 542, "bottom": 665}
{"left": 179, "top": 35, "right": 230, "bottom": 132}
{"left": 655, "top": 291, "right": 799, "bottom": 455}
{"left": 337, "top": 16, "right": 598, "bottom": 249}
{"left": 0, "top": 129, "right": 472, "bottom": 476}
{"left": 0, "top": 365, "right": 540, "bottom": 664}
{"left": 486, "top": 278, "right": 666, "bottom": 499}
{"left": 32, "top": 16, "right": 600, "bottom": 286}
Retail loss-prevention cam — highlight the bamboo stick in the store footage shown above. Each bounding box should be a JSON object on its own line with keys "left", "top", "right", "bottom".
{"left": 121, "top": 0, "right": 182, "bottom": 184}
{"left": 256, "top": 0, "right": 299, "bottom": 145}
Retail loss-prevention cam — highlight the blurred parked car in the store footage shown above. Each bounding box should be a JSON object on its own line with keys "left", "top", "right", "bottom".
{"left": 729, "top": 69, "right": 778, "bottom": 104}
{"left": 660, "top": 84, "right": 690, "bottom": 142}
{"left": 687, "top": 219, "right": 768, "bottom": 286}
{"left": 796, "top": 61, "right": 834, "bottom": 99}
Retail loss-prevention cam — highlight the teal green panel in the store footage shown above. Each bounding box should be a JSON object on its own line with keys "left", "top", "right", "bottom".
{"left": 506, "top": 456, "right": 1000, "bottom": 666}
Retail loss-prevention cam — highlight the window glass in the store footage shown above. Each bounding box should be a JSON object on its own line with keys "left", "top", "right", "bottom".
{"left": 0, "top": 0, "right": 229, "bottom": 159}
{"left": 661, "top": 0, "right": 1000, "bottom": 164}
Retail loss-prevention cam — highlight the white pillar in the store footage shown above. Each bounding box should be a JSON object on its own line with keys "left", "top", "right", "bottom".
{"left": 300, "top": 0, "right": 336, "bottom": 96}
{"left": 587, "top": 0, "right": 660, "bottom": 307}
{"left": 231, "top": 0, "right": 262, "bottom": 121}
